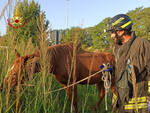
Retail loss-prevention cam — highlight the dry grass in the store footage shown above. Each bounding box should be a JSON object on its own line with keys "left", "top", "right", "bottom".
{"left": 0, "top": 6, "right": 112, "bottom": 113}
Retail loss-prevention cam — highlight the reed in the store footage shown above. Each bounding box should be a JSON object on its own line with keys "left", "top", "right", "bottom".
{"left": 0, "top": 18, "right": 111, "bottom": 113}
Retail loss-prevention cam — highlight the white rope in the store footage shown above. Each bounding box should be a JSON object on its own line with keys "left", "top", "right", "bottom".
{"left": 45, "top": 69, "right": 104, "bottom": 94}
{"left": 101, "top": 64, "right": 112, "bottom": 111}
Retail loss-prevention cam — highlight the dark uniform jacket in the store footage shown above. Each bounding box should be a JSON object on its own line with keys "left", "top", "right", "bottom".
{"left": 113, "top": 31, "right": 150, "bottom": 113}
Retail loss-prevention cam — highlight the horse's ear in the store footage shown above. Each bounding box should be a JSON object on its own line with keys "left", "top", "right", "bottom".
{"left": 15, "top": 49, "right": 20, "bottom": 58}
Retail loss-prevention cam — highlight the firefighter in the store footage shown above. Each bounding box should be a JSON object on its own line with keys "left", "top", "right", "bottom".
{"left": 106, "top": 14, "right": 150, "bottom": 113}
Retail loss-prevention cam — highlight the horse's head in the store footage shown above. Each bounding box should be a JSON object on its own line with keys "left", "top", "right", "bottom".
{"left": 0, "top": 50, "right": 39, "bottom": 91}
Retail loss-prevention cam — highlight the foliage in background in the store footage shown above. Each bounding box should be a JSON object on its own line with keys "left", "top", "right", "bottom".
{"left": 61, "top": 7, "right": 150, "bottom": 52}
{"left": 88, "top": 18, "right": 114, "bottom": 52}
{"left": 60, "top": 27, "right": 92, "bottom": 48}
{"left": 1, "top": 6, "right": 150, "bottom": 52}
{"left": 127, "top": 7, "right": 150, "bottom": 40}
{"left": 6, "top": 0, "right": 49, "bottom": 45}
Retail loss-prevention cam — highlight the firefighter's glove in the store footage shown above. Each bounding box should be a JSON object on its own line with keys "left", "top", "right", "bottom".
{"left": 99, "top": 64, "right": 113, "bottom": 72}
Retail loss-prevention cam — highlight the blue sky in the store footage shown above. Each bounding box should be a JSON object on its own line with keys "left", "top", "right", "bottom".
{"left": 0, "top": 0, "right": 150, "bottom": 35}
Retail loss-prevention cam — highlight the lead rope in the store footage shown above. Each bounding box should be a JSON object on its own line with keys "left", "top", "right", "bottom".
{"left": 45, "top": 69, "right": 104, "bottom": 94}
{"left": 130, "top": 57, "right": 138, "bottom": 113}
{"left": 101, "top": 63, "right": 112, "bottom": 111}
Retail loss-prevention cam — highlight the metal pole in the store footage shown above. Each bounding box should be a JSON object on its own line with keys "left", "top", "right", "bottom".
{"left": 66, "top": 0, "right": 69, "bottom": 29}
{"left": 56, "top": 30, "right": 59, "bottom": 44}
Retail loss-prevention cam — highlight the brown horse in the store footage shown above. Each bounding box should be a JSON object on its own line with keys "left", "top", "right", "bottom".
{"left": 0, "top": 43, "right": 115, "bottom": 113}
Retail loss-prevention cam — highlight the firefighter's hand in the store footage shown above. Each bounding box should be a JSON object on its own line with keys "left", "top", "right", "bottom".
{"left": 99, "top": 64, "right": 113, "bottom": 72}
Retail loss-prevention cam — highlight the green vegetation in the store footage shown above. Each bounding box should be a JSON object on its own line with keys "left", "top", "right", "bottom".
{"left": 6, "top": 0, "right": 49, "bottom": 45}
{"left": 61, "top": 7, "right": 150, "bottom": 52}
{"left": 0, "top": 0, "right": 150, "bottom": 112}
{"left": 127, "top": 7, "right": 150, "bottom": 40}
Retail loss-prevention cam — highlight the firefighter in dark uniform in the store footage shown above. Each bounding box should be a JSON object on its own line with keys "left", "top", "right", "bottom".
{"left": 106, "top": 14, "right": 150, "bottom": 113}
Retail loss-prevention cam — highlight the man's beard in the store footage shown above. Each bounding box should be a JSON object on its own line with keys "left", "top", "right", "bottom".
{"left": 115, "top": 34, "right": 123, "bottom": 45}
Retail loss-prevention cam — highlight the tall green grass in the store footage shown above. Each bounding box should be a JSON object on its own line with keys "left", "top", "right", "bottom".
{"left": 0, "top": 47, "right": 112, "bottom": 113}
{"left": 0, "top": 14, "right": 112, "bottom": 113}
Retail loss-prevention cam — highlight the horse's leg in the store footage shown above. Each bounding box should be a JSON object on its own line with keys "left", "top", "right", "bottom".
{"left": 95, "top": 81, "right": 105, "bottom": 110}
{"left": 63, "top": 84, "right": 78, "bottom": 113}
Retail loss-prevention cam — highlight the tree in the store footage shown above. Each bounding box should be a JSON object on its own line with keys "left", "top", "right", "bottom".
{"left": 60, "top": 27, "right": 92, "bottom": 48}
{"left": 89, "top": 17, "right": 113, "bottom": 51}
{"left": 6, "top": 0, "right": 49, "bottom": 45}
{"left": 127, "top": 7, "right": 150, "bottom": 40}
